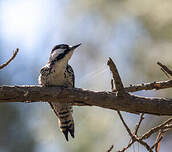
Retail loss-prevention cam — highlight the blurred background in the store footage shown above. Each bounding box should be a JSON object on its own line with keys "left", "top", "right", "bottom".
{"left": 0, "top": 0, "right": 172, "bottom": 151}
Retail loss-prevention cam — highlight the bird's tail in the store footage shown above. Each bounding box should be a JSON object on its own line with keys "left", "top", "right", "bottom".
{"left": 49, "top": 102, "right": 74, "bottom": 141}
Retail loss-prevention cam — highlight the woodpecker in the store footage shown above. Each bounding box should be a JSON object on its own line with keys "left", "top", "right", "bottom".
{"left": 38, "top": 43, "right": 81, "bottom": 141}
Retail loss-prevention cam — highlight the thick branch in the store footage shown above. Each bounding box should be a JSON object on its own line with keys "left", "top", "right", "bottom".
{"left": 0, "top": 85, "right": 172, "bottom": 115}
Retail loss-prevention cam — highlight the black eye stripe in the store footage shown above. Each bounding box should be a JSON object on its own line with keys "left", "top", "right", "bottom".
{"left": 50, "top": 47, "right": 71, "bottom": 66}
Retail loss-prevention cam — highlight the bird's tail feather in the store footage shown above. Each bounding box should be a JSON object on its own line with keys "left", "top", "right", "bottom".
{"left": 49, "top": 102, "right": 74, "bottom": 141}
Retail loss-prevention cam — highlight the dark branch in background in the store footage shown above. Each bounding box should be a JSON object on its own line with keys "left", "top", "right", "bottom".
{"left": 157, "top": 61, "right": 172, "bottom": 77}
{"left": 107, "top": 58, "right": 172, "bottom": 152}
{"left": 106, "top": 145, "right": 114, "bottom": 152}
{"left": 0, "top": 48, "right": 19, "bottom": 70}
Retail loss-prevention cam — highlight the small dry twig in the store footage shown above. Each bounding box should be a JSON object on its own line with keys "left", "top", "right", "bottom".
{"left": 106, "top": 145, "right": 114, "bottom": 152}
{"left": 117, "top": 111, "right": 134, "bottom": 138}
{"left": 157, "top": 62, "right": 172, "bottom": 77}
{"left": 0, "top": 48, "right": 19, "bottom": 70}
{"left": 134, "top": 113, "right": 144, "bottom": 135}
{"left": 151, "top": 131, "right": 163, "bottom": 152}
{"left": 141, "top": 117, "right": 172, "bottom": 140}
{"left": 160, "top": 68, "right": 170, "bottom": 79}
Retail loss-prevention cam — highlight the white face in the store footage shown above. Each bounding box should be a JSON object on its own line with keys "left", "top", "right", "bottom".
{"left": 49, "top": 47, "right": 74, "bottom": 62}
{"left": 50, "top": 49, "right": 65, "bottom": 61}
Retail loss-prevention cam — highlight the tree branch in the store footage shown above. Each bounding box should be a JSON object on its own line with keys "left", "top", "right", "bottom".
{"left": 113, "top": 79, "right": 172, "bottom": 93}
{"left": 107, "top": 57, "right": 125, "bottom": 92}
{"left": 107, "top": 58, "right": 154, "bottom": 152}
{"left": 134, "top": 113, "right": 144, "bottom": 135}
{"left": 0, "top": 48, "right": 19, "bottom": 70}
{"left": 151, "top": 131, "right": 163, "bottom": 152}
{"left": 0, "top": 85, "right": 172, "bottom": 115}
{"left": 141, "top": 117, "right": 172, "bottom": 140}
{"left": 117, "top": 111, "right": 133, "bottom": 138}
{"left": 106, "top": 145, "right": 114, "bottom": 152}
{"left": 0, "top": 58, "right": 172, "bottom": 116}
{"left": 157, "top": 61, "right": 172, "bottom": 77}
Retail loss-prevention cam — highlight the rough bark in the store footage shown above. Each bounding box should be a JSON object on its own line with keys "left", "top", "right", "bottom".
{"left": 0, "top": 85, "right": 172, "bottom": 116}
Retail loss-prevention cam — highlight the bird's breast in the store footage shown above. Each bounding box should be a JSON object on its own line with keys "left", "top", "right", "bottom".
{"left": 47, "top": 68, "right": 67, "bottom": 86}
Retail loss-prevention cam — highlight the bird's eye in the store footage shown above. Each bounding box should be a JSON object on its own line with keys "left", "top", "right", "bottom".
{"left": 60, "top": 45, "right": 68, "bottom": 49}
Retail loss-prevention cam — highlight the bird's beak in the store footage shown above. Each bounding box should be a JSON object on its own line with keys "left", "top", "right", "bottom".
{"left": 70, "top": 43, "right": 81, "bottom": 50}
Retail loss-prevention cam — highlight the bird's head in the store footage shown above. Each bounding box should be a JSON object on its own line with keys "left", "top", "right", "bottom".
{"left": 49, "top": 44, "right": 81, "bottom": 64}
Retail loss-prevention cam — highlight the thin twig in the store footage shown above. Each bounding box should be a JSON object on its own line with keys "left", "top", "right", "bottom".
{"left": 155, "top": 137, "right": 162, "bottom": 152}
{"left": 134, "top": 113, "right": 144, "bottom": 135}
{"left": 151, "top": 131, "right": 163, "bottom": 151}
{"left": 0, "top": 48, "right": 19, "bottom": 70}
{"left": 160, "top": 68, "right": 170, "bottom": 79}
{"left": 117, "top": 111, "right": 134, "bottom": 138}
{"left": 117, "top": 111, "right": 153, "bottom": 152}
{"left": 113, "top": 79, "right": 172, "bottom": 93}
{"left": 106, "top": 145, "right": 114, "bottom": 152}
{"left": 157, "top": 61, "right": 172, "bottom": 77}
{"left": 141, "top": 117, "right": 172, "bottom": 140}
{"left": 162, "top": 124, "right": 172, "bottom": 131}
{"left": 137, "top": 139, "right": 153, "bottom": 152}
{"left": 118, "top": 138, "right": 136, "bottom": 152}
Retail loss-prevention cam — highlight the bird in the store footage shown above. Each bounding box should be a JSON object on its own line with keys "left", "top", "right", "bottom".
{"left": 38, "top": 43, "right": 81, "bottom": 141}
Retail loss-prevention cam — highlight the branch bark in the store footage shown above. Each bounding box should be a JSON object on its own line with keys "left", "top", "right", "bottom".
{"left": 113, "top": 79, "right": 172, "bottom": 93}
{"left": 0, "top": 85, "right": 172, "bottom": 116}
